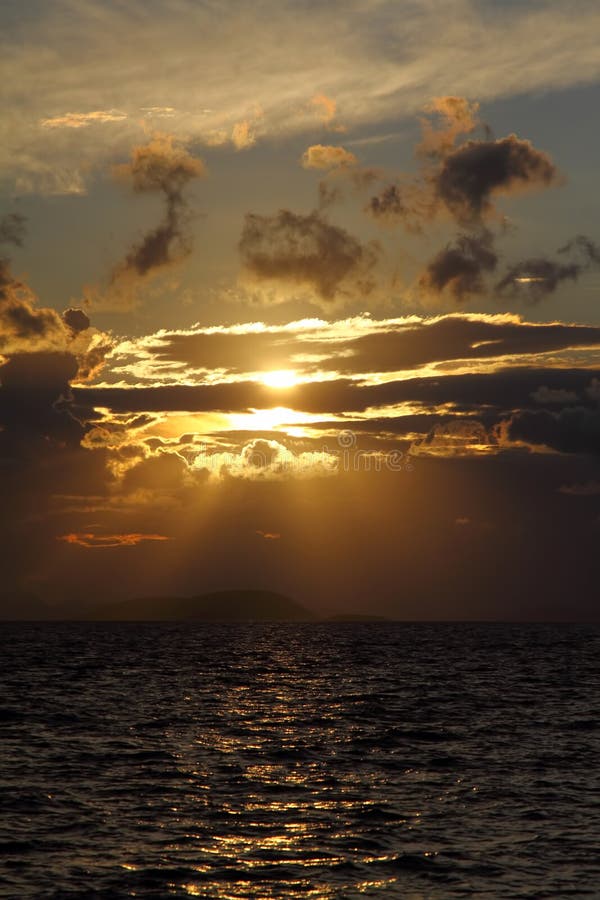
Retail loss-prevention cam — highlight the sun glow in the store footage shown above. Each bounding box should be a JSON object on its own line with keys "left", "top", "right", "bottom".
{"left": 260, "top": 369, "right": 299, "bottom": 389}
{"left": 228, "top": 406, "right": 324, "bottom": 436}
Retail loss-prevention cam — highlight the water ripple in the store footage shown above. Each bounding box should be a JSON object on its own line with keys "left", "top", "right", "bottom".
{"left": 1, "top": 622, "right": 599, "bottom": 898}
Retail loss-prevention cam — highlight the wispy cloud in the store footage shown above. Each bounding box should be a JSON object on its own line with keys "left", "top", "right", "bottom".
{"left": 58, "top": 532, "right": 170, "bottom": 549}
{"left": 3, "top": 0, "right": 600, "bottom": 191}
{"left": 40, "top": 110, "right": 127, "bottom": 129}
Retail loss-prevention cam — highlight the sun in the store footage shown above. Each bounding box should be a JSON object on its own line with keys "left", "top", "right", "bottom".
{"left": 260, "top": 369, "right": 299, "bottom": 389}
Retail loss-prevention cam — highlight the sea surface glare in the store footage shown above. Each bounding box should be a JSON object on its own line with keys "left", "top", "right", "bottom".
{"left": 1, "top": 623, "right": 600, "bottom": 898}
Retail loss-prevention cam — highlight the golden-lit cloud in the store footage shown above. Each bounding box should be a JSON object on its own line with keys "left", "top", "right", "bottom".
{"left": 310, "top": 93, "right": 344, "bottom": 132}
{"left": 112, "top": 134, "right": 206, "bottom": 192}
{"left": 58, "top": 532, "right": 170, "bottom": 549}
{"left": 40, "top": 110, "right": 127, "bottom": 129}
{"left": 231, "top": 120, "right": 256, "bottom": 150}
{"left": 103, "top": 313, "right": 600, "bottom": 389}
{"left": 417, "top": 96, "right": 481, "bottom": 159}
{"left": 301, "top": 145, "right": 357, "bottom": 170}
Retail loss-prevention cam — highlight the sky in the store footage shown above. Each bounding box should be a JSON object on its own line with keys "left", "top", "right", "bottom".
{"left": 1, "top": 0, "right": 599, "bottom": 619}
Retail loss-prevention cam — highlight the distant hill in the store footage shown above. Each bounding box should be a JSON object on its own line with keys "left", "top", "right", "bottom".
{"left": 325, "top": 613, "right": 392, "bottom": 622}
{"left": 88, "top": 589, "right": 316, "bottom": 622}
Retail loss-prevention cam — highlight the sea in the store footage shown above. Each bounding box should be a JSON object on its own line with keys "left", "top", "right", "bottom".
{"left": 1, "top": 622, "right": 599, "bottom": 899}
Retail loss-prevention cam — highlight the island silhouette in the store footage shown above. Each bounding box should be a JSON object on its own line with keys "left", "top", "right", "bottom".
{"left": 91, "top": 590, "right": 315, "bottom": 622}
{"left": 0, "top": 589, "right": 393, "bottom": 622}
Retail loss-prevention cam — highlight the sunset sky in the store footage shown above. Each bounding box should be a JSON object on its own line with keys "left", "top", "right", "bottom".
{"left": 1, "top": 0, "right": 599, "bottom": 618}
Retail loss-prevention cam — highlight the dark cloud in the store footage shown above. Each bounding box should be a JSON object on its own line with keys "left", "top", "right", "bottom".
{"left": 505, "top": 407, "right": 600, "bottom": 455}
{"left": 496, "top": 257, "right": 580, "bottom": 300}
{"left": 0, "top": 212, "right": 27, "bottom": 248}
{"left": 366, "top": 101, "right": 559, "bottom": 233}
{"left": 436, "top": 135, "right": 559, "bottom": 224}
{"left": 496, "top": 234, "right": 600, "bottom": 300}
{"left": 99, "top": 135, "right": 205, "bottom": 307}
{"left": 366, "top": 183, "right": 427, "bottom": 232}
{"left": 0, "top": 229, "right": 112, "bottom": 589}
{"left": 559, "top": 480, "right": 600, "bottom": 496}
{"left": 0, "top": 236, "right": 111, "bottom": 378}
{"left": 63, "top": 307, "right": 90, "bottom": 334}
{"left": 559, "top": 234, "right": 600, "bottom": 266}
{"left": 0, "top": 351, "right": 79, "bottom": 426}
{"left": 419, "top": 231, "right": 498, "bottom": 300}
{"left": 239, "top": 209, "right": 379, "bottom": 300}
{"left": 75, "top": 367, "right": 600, "bottom": 423}
{"left": 121, "top": 452, "right": 191, "bottom": 492}
{"left": 0, "top": 258, "right": 67, "bottom": 354}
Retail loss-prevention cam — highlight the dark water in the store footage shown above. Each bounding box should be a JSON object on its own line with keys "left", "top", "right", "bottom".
{"left": 1, "top": 623, "right": 600, "bottom": 899}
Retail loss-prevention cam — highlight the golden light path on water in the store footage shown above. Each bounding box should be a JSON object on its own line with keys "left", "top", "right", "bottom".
{"left": 158, "top": 686, "right": 422, "bottom": 900}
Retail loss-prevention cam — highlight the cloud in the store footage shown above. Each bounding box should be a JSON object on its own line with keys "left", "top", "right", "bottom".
{"left": 366, "top": 183, "right": 429, "bottom": 231}
{"left": 0, "top": 351, "right": 87, "bottom": 465}
{"left": 497, "top": 235, "right": 600, "bottom": 300}
{"left": 496, "top": 257, "right": 580, "bottom": 300}
{"left": 419, "top": 231, "right": 498, "bottom": 301}
{"left": 63, "top": 307, "right": 90, "bottom": 334}
{"left": 4, "top": 0, "right": 600, "bottom": 192}
{"left": 301, "top": 144, "right": 357, "bottom": 170}
{"left": 90, "top": 134, "right": 206, "bottom": 309}
{"left": 0, "top": 217, "right": 67, "bottom": 355}
{"left": 40, "top": 110, "right": 127, "bottom": 129}
{"left": 559, "top": 481, "right": 600, "bottom": 495}
{"left": 58, "top": 532, "right": 169, "bottom": 548}
{"left": 531, "top": 386, "right": 579, "bottom": 405}
{"left": 411, "top": 419, "right": 495, "bottom": 457}
{"left": 256, "top": 530, "right": 281, "bottom": 539}
{"left": 113, "top": 134, "right": 206, "bottom": 195}
{"left": 71, "top": 331, "right": 115, "bottom": 383}
{"left": 231, "top": 120, "right": 256, "bottom": 150}
{"left": 0, "top": 243, "right": 112, "bottom": 376}
{"left": 366, "top": 103, "right": 559, "bottom": 232}
{"left": 238, "top": 209, "right": 379, "bottom": 301}
{"left": 417, "top": 96, "right": 482, "bottom": 159}
{"left": 194, "top": 437, "right": 337, "bottom": 480}
{"left": 559, "top": 234, "right": 600, "bottom": 266}
{"left": 587, "top": 378, "right": 600, "bottom": 403}
{"left": 121, "top": 452, "right": 192, "bottom": 492}
{"left": 0, "top": 260, "right": 69, "bottom": 355}
{"left": 107, "top": 313, "right": 600, "bottom": 388}
{"left": 503, "top": 407, "right": 600, "bottom": 455}
{"left": 76, "top": 367, "right": 600, "bottom": 451}
{"left": 0, "top": 213, "right": 27, "bottom": 248}
{"left": 310, "top": 93, "right": 344, "bottom": 131}
{"left": 435, "top": 135, "right": 560, "bottom": 225}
